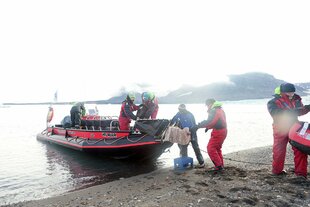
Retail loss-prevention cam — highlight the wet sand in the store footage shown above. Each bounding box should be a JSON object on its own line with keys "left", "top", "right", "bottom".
{"left": 5, "top": 146, "right": 310, "bottom": 207}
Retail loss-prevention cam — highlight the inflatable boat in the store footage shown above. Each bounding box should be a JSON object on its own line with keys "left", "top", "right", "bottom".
{"left": 37, "top": 116, "right": 173, "bottom": 160}
{"left": 289, "top": 121, "right": 310, "bottom": 155}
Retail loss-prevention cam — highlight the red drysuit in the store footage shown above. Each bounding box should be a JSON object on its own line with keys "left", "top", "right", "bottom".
{"left": 198, "top": 101, "right": 227, "bottom": 169}
{"left": 118, "top": 98, "right": 139, "bottom": 130}
{"left": 267, "top": 93, "right": 309, "bottom": 177}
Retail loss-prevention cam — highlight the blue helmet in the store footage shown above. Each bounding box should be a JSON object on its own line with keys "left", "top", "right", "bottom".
{"left": 142, "top": 92, "right": 151, "bottom": 101}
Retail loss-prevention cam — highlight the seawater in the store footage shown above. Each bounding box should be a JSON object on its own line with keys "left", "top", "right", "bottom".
{"left": 1, "top": 98, "right": 310, "bottom": 205}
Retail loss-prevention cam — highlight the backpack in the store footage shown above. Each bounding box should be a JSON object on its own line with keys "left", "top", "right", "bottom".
{"left": 61, "top": 115, "right": 72, "bottom": 128}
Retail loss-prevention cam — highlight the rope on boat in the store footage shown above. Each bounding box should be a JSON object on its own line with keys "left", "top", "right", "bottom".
{"left": 75, "top": 138, "right": 84, "bottom": 144}
{"left": 64, "top": 136, "right": 90, "bottom": 144}
{"left": 163, "top": 147, "right": 171, "bottom": 153}
{"left": 66, "top": 137, "right": 75, "bottom": 142}
{"left": 41, "top": 128, "right": 52, "bottom": 136}
{"left": 86, "top": 138, "right": 108, "bottom": 145}
{"left": 101, "top": 135, "right": 148, "bottom": 145}
{"left": 102, "top": 136, "right": 127, "bottom": 145}
{"left": 126, "top": 134, "right": 147, "bottom": 143}
{"left": 62, "top": 134, "right": 150, "bottom": 145}
{"left": 41, "top": 128, "right": 48, "bottom": 135}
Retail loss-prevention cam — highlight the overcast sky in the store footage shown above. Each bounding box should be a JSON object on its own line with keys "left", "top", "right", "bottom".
{"left": 1, "top": 0, "right": 309, "bottom": 103}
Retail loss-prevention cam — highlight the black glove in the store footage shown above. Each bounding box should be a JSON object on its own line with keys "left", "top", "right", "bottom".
{"left": 205, "top": 128, "right": 209, "bottom": 133}
{"left": 305, "top": 104, "right": 310, "bottom": 110}
{"left": 191, "top": 125, "right": 199, "bottom": 132}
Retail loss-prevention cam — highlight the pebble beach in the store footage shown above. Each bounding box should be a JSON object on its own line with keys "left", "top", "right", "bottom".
{"left": 5, "top": 146, "right": 310, "bottom": 207}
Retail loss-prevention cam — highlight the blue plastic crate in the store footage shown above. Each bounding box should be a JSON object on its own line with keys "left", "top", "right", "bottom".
{"left": 174, "top": 157, "right": 193, "bottom": 170}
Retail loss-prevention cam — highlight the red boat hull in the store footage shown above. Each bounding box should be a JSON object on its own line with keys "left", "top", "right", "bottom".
{"left": 37, "top": 126, "right": 172, "bottom": 160}
{"left": 289, "top": 122, "right": 310, "bottom": 155}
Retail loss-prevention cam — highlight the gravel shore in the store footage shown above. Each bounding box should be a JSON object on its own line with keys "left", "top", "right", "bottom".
{"left": 5, "top": 145, "right": 310, "bottom": 207}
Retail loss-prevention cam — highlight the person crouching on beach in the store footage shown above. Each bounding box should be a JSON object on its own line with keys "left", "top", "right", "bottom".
{"left": 267, "top": 83, "right": 310, "bottom": 178}
{"left": 192, "top": 98, "right": 227, "bottom": 173}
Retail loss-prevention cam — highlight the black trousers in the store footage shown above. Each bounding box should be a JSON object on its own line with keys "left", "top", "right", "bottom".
{"left": 178, "top": 132, "right": 204, "bottom": 165}
{"left": 70, "top": 111, "right": 81, "bottom": 127}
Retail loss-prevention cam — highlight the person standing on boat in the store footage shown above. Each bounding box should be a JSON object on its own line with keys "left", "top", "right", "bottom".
{"left": 119, "top": 92, "right": 140, "bottom": 130}
{"left": 171, "top": 104, "right": 205, "bottom": 168}
{"left": 70, "top": 102, "right": 86, "bottom": 128}
{"left": 148, "top": 92, "right": 159, "bottom": 119}
{"left": 192, "top": 98, "right": 227, "bottom": 173}
{"left": 267, "top": 83, "right": 310, "bottom": 178}
{"left": 137, "top": 92, "right": 159, "bottom": 119}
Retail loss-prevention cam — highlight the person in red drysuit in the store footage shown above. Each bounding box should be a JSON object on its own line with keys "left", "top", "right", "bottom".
{"left": 192, "top": 98, "right": 227, "bottom": 173}
{"left": 148, "top": 92, "right": 159, "bottom": 119}
{"left": 267, "top": 83, "right": 310, "bottom": 177}
{"left": 118, "top": 92, "right": 140, "bottom": 130}
{"left": 137, "top": 92, "right": 159, "bottom": 119}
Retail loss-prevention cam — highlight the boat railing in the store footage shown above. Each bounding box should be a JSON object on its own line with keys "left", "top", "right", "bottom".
{"left": 109, "top": 120, "right": 119, "bottom": 130}
{"left": 82, "top": 115, "right": 119, "bottom": 120}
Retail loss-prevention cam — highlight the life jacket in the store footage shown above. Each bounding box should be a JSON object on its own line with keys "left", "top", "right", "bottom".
{"left": 119, "top": 99, "right": 138, "bottom": 120}
{"left": 268, "top": 94, "right": 305, "bottom": 125}
{"left": 199, "top": 101, "right": 227, "bottom": 129}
